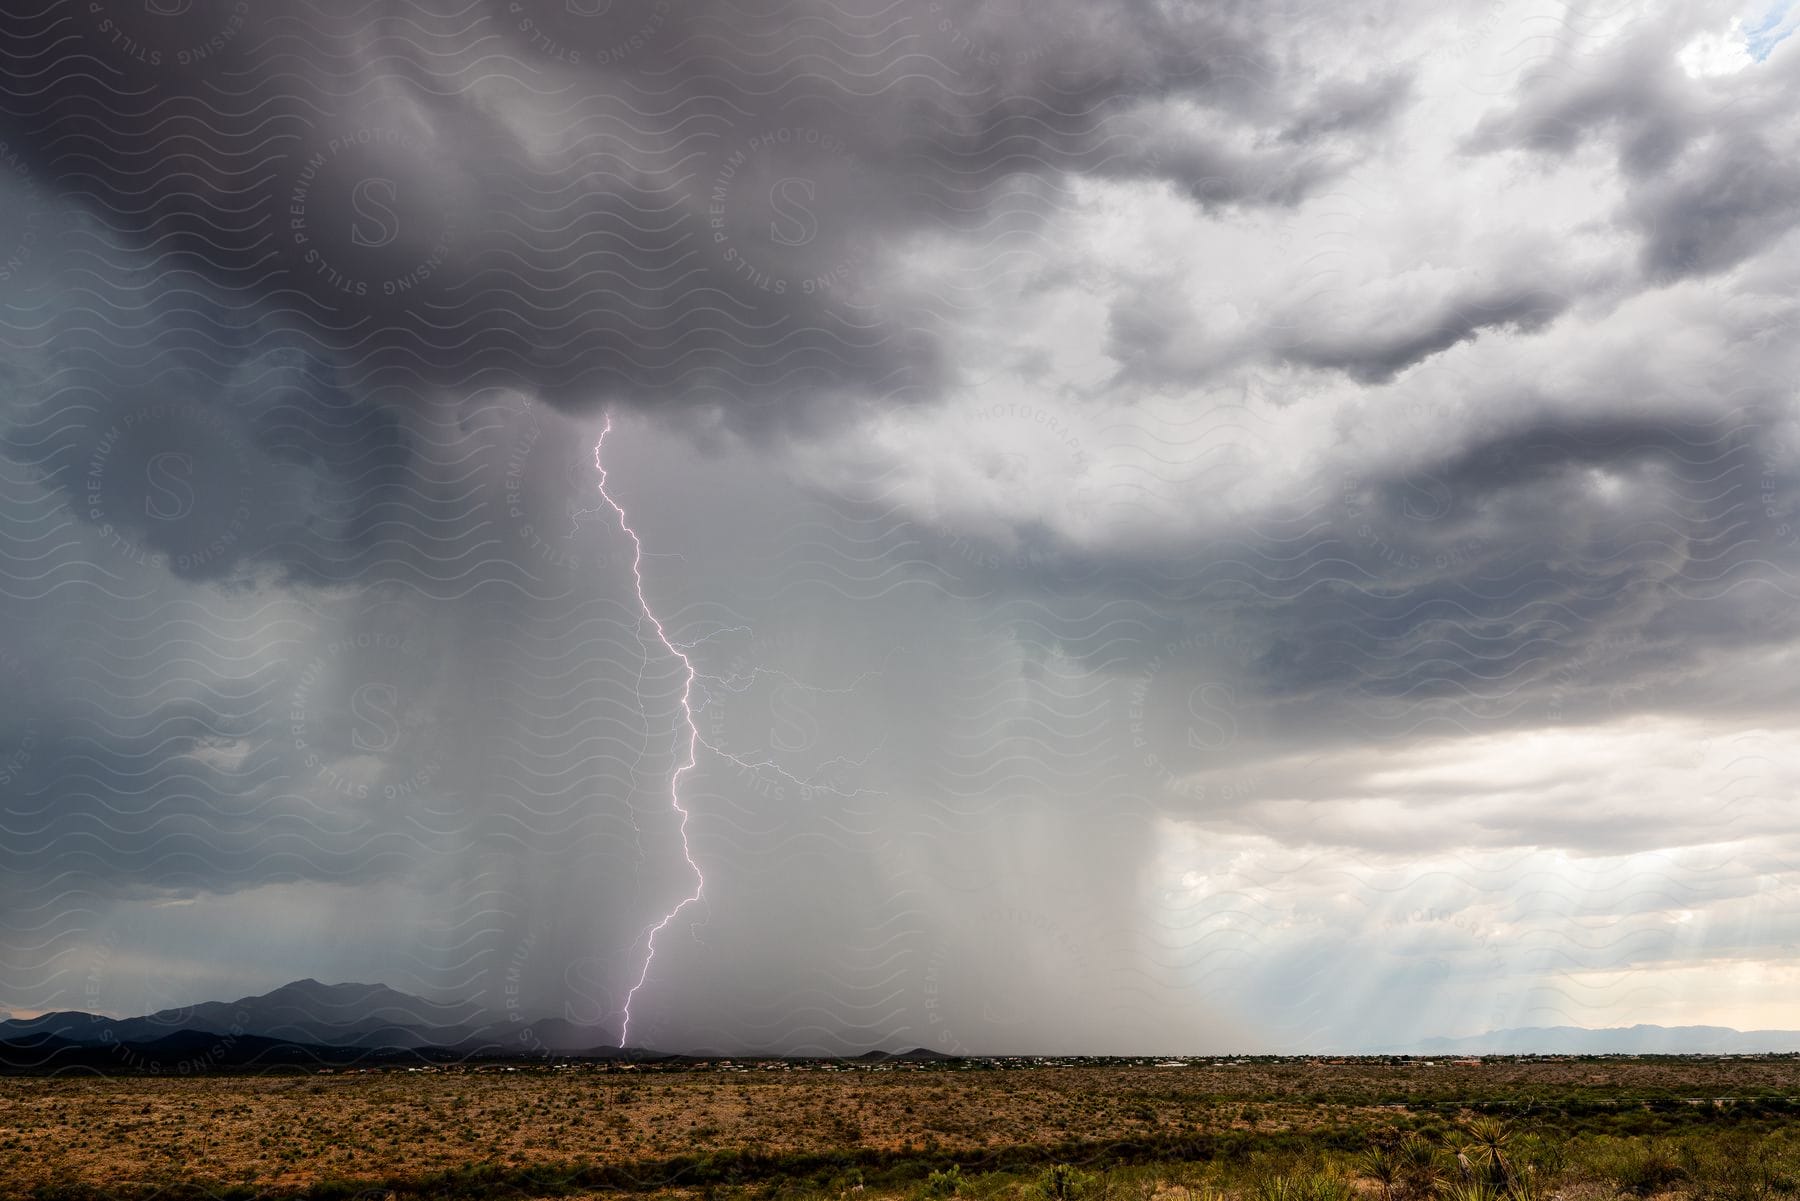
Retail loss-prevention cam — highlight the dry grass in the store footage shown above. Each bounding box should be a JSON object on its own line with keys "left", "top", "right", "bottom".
{"left": 2, "top": 1058, "right": 1797, "bottom": 1198}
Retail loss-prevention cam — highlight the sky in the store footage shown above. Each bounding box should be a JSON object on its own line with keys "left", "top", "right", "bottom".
{"left": 1, "top": 0, "right": 1798, "bottom": 1054}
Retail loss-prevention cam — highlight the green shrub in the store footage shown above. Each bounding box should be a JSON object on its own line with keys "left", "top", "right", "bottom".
{"left": 1459, "top": 1117, "right": 1516, "bottom": 1191}
{"left": 1251, "top": 1169, "right": 1352, "bottom": 1201}
{"left": 1614, "top": 1141, "right": 1689, "bottom": 1196}
{"left": 1361, "top": 1145, "right": 1401, "bottom": 1201}
{"left": 1036, "top": 1164, "right": 1095, "bottom": 1201}
{"left": 1685, "top": 1136, "right": 1791, "bottom": 1201}
{"left": 1397, "top": 1134, "right": 1448, "bottom": 1200}
{"left": 927, "top": 1166, "right": 963, "bottom": 1197}
{"left": 1438, "top": 1183, "right": 1501, "bottom": 1201}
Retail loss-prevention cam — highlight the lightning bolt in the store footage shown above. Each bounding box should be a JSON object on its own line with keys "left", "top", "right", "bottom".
{"left": 592, "top": 413, "right": 703, "bottom": 1050}
{"left": 588, "top": 413, "right": 886, "bottom": 1047}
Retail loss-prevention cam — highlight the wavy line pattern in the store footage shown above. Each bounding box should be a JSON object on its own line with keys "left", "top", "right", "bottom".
{"left": 1, "top": 0, "right": 1798, "bottom": 1055}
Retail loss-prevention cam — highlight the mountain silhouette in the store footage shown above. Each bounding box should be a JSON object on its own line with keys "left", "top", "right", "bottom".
{"left": 0, "top": 978, "right": 636, "bottom": 1068}
{"left": 1398, "top": 1024, "right": 1800, "bottom": 1055}
{"left": 14, "top": 981, "right": 1789, "bottom": 1068}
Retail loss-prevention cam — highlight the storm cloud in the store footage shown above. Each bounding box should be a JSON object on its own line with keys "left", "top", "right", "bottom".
{"left": 2, "top": 0, "right": 1799, "bottom": 1052}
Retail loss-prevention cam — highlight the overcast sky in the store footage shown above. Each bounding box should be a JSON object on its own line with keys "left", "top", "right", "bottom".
{"left": 2, "top": 0, "right": 1798, "bottom": 1053}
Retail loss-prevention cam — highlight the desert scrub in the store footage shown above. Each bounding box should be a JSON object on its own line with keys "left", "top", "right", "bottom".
{"left": 924, "top": 1166, "right": 962, "bottom": 1197}
{"left": 1610, "top": 1139, "right": 1689, "bottom": 1196}
{"left": 1035, "top": 1164, "right": 1095, "bottom": 1201}
{"left": 1681, "top": 1134, "right": 1800, "bottom": 1201}
{"left": 1250, "top": 1170, "right": 1352, "bottom": 1201}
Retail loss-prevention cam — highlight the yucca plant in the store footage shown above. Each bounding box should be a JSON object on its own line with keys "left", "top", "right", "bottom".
{"left": 1509, "top": 1133, "right": 1567, "bottom": 1201}
{"left": 1440, "top": 1182, "right": 1503, "bottom": 1201}
{"left": 1253, "top": 1170, "right": 1352, "bottom": 1201}
{"left": 1461, "top": 1117, "right": 1516, "bottom": 1194}
{"left": 1362, "top": 1145, "right": 1402, "bottom": 1201}
{"left": 1252, "top": 1174, "right": 1300, "bottom": 1201}
{"left": 1398, "top": 1133, "right": 1448, "bottom": 1200}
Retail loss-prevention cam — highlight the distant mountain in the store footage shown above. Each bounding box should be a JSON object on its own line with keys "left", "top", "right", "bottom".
{"left": 0, "top": 1029, "right": 454, "bottom": 1073}
{"left": 848, "top": 1047, "right": 954, "bottom": 1062}
{"left": 1, "top": 1010, "right": 122, "bottom": 1044}
{"left": 133, "top": 977, "right": 493, "bottom": 1048}
{"left": 0, "top": 979, "right": 631, "bottom": 1064}
{"left": 1401, "top": 1024, "right": 1800, "bottom": 1055}
{"left": 26, "top": 980, "right": 1796, "bottom": 1068}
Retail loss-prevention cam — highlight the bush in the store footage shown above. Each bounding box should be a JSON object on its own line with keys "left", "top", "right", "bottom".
{"left": 1684, "top": 1136, "right": 1791, "bottom": 1201}
{"left": 1251, "top": 1170, "right": 1352, "bottom": 1201}
{"left": 1036, "top": 1164, "right": 1095, "bottom": 1201}
{"left": 1396, "top": 1134, "right": 1447, "bottom": 1200}
{"left": 1438, "top": 1184, "right": 1501, "bottom": 1201}
{"left": 1361, "top": 1145, "right": 1401, "bottom": 1201}
{"left": 926, "top": 1166, "right": 962, "bottom": 1198}
{"left": 1615, "top": 1142, "right": 1689, "bottom": 1196}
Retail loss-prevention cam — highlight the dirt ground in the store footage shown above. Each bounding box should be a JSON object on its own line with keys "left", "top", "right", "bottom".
{"left": 4, "top": 1058, "right": 1798, "bottom": 1195}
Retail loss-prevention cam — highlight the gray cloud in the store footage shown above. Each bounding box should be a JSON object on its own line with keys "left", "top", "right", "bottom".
{"left": 1279, "top": 283, "right": 1567, "bottom": 382}
{"left": 2, "top": 0, "right": 1799, "bottom": 1054}
{"left": 1281, "top": 70, "right": 1416, "bottom": 144}
{"left": 0, "top": 0, "right": 1374, "bottom": 434}
{"left": 1462, "top": 16, "right": 1800, "bottom": 284}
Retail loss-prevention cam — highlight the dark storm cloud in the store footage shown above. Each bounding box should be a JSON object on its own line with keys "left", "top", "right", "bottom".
{"left": 1462, "top": 18, "right": 1800, "bottom": 283}
{"left": 4, "top": 0, "right": 1800, "bottom": 1052}
{"left": 1460, "top": 32, "right": 1700, "bottom": 168}
{"left": 932, "top": 318, "right": 1800, "bottom": 803}
{"left": 0, "top": 0, "right": 1404, "bottom": 601}
{"left": 1628, "top": 132, "right": 1800, "bottom": 281}
{"left": 0, "top": 0, "right": 1371, "bottom": 436}
{"left": 0, "top": 0, "right": 1403, "bottom": 595}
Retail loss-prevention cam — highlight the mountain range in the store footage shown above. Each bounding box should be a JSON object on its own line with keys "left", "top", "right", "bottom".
{"left": 0, "top": 978, "right": 636, "bottom": 1071}
{"left": 1397, "top": 1024, "right": 1800, "bottom": 1055}
{"left": 8, "top": 980, "right": 1799, "bottom": 1070}
{"left": 0, "top": 979, "right": 959, "bottom": 1072}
